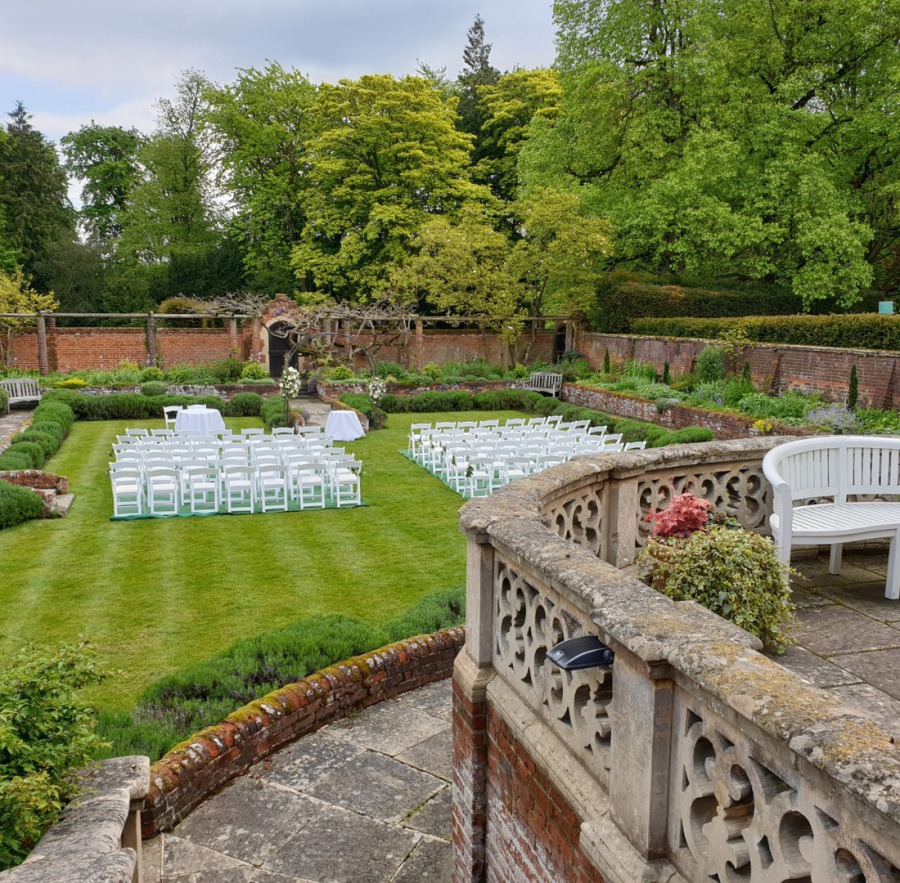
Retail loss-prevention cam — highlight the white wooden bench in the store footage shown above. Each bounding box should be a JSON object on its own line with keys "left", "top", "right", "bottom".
{"left": 763, "top": 436, "right": 900, "bottom": 599}
{"left": 522, "top": 372, "right": 563, "bottom": 398}
{"left": 0, "top": 377, "right": 42, "bottom": 413}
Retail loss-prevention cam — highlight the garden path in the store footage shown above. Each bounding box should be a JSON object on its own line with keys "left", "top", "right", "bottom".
{"left": 0, "top": 409, "right": 32, "bottom": 452}
{"left": 291, "top": 395, "right": 331, "bottom": 429}
{"left": 143, "top": 678, "right": 453, "bottom": 883}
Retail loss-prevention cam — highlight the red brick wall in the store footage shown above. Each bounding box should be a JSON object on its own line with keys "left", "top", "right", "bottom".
{"left": 156, "top": 330, "right": 239, "bottom": 368}
{"left": 142, "top": 627, "right": 465, "bottom": 838}
{"left": 577, "top": 331, "right": 900, "bottom": 410}
{"left": 51, "top": 328, "right": 147, "bottom": 372}
{"left": 8, "top": 331, "right": 42, "bottom": 370}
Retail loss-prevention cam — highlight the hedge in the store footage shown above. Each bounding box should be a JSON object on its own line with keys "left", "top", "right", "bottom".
{"left": 632, "top": 314, "right": 900, "bottom": 351}
{"left": 260, "top": 396, "right": 293, "bottom": 428}
{"left": 223, "top": 392, "right": 263, "bottom": 417}
{"left": 3, "top": 441, "right": 45, "bottom": 469}
{"left": 32, "top": 401, "right": 75, "bottom": 434}
{"left": 44, "top": 390, "right": 225, "bottom": 421}
{"left": 0, "top": 387, "right": 7, "bottom": 414}
{"left": 0, "top": 479, "right": 43, "bottom": 530}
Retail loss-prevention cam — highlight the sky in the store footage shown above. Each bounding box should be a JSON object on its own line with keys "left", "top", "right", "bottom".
{"left": 1, "top": 0, "right": 557, "bottom": 144}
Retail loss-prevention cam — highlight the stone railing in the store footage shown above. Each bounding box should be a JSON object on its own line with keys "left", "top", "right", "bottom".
{"left": 454, "top": 438, "right": 900, "bottom": 883}
{"left": 0, "top": 756, "right": 149, "bottom": 883}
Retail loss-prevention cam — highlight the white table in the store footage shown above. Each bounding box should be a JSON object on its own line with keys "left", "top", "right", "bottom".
{"left": 325, "top": 410, "right": 366, "bottom": 441}
{"left": 175, "top": 407, "right": 226, "bottom": 435}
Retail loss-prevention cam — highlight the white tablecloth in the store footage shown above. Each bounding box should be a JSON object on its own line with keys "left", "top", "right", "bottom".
{"left": 325, "top": 410, "right": 366, "bottom": 441}
{"left": 174, "top": 407, "right": 226, "bottom": 435}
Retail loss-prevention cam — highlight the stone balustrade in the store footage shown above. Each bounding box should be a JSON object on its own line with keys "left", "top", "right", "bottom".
{"left": 0, "top": 756, "right": 149, "bottom": 883}
{"left": 453, "top": 438, "right": 900, "bottom": 882}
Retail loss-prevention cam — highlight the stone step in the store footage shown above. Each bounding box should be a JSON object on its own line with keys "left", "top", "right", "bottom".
{"left": 52, "top": 493, "right": 75, "bottom": 517}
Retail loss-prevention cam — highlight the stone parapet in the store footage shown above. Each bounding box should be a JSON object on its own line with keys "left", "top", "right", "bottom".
{"left": 454, "top": 440, "right": 900, "bottom": 882}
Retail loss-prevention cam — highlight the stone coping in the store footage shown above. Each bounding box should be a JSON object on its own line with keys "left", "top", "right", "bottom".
{"left": 0, "top": 756, "right": 149, "bottom": 883}
{"left": 142, "top": 626, "right": 465, "bottom": 838}
{"left": 459, "top": 439, "right": 900, "bottom": 825}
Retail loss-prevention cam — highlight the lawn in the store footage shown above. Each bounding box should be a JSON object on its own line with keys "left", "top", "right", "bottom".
{"left": 0, "top": 410, "right": 522, "bottom": 710}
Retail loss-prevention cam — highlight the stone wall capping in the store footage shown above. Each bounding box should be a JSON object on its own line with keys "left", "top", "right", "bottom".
{"left": 455, "top": 437, "right": 900, "bottom": 880}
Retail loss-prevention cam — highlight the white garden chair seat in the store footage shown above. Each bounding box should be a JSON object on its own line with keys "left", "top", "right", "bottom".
{"left": 110, "top": 469, "right": 144, "bottom": 517}
{"left": 146, "top": 467, "right": 179, "bottom": 516}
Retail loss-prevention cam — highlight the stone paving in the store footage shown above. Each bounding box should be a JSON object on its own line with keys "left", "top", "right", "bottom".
{"left": 774, "top": 549, "right": 900, "bottom": 736}
{"left": 291, "top": 395, "right": 331, "bottom": 429}
{"left": 143, "top": 679, "right": 454, "bottom": 883}
{"left": 0, "top": 408, "right": 32, "bottom": 452}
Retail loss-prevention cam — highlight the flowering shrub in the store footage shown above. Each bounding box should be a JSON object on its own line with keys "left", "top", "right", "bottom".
{"left": 805, "top": 405, "right": 860, "bottom": 434}
{"left": 280, "top": 366, "right": 304, "bottom": 398}
{"left": 645, "top": 492, "right": 712, "bottom": 538}
{"left": 367, "top": 376, "right": 387, "bottom": 407}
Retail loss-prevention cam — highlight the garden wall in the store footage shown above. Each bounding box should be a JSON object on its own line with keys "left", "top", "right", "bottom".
{"left": 577, "top": 330, "right": 900, "bottom": 409}
{"left": 142, "top": 627, "right": 465, "bottom": 838}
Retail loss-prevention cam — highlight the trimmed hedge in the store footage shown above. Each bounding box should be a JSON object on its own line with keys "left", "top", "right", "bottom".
{"left": 260, "top": 396, "right": 293, "bottom": 428}
{"left": 15, "top": 429, "right": 58, "bottom": 457}
{"left": 632, "top": 314, "right": 900, "bottom": 351}
{"left": 4, "top": 441, "right": 45, "bottom": 469}
{"left": 340, "top": 388, "right": 715, "bottom": 448}
{"left": 223, "top": 392, "right": 264, "bottom": 417}
{"left": 32, "top": 401, "right": 75, "bottom": 434}
{"left": 0, "top": 479, "right": 43, "bottom": 530}
{"left": 0, "top": 452, "right": 31, "bottom": 471}
{"left": 44, "top": 390, "right": 225, "bottom": 421}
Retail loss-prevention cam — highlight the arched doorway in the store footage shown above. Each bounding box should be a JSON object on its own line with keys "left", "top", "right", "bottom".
{"left": 267, "top": 322, "right": 295, "bottom": 377}
{"left": 552, "top": 324, "right": 568, "bottom": 363}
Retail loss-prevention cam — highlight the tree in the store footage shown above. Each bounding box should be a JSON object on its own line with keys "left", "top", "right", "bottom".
{"left": 0, "top": 268, "right": 58, "bottom": 363}
{"left": 457, "top": 15, "right": 502, "bottom": 138}
{"left": 473, "top": 68, "right": 561, "bottom": 203}
{"left": 521, "top": 0, "right": 899, "bottom": 308}
{"left": 60, "top": 123, "right": 144, "bottom": 246}
{"left": 204, "top": 63, "right": 318, "bottom": 294}
{"left": 0, "top": 103, "right": 74, "bottom": 291}
{"left": 291, "top": 75, "right": 489, "bottom": 301}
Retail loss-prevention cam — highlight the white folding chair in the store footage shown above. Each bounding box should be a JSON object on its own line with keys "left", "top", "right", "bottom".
{"left": 125, "top": 427, "right": 150, "bottom": 438}
{"left": 331, "top": 458, "right": 362, "bottom": 507}
{"left": 184, "top": 465, "right": 220, "bottom": 514}
{"left": 110, "top": 468, "right": 144, "bottom": 517}
{"left": 289, "top": 460, "right": 328, "bottom": 509}
{"left": 223, "top": 465, "right": 255, "bottom": 514}
{"left": 146, "top": 467, "right": 180, "bottom": 516}
{"left": 467, "top": 456, "right": 497, "bottom": 498}
{"left": 241, "top": 428, "right": 265, "bottom": 439}
{"left": 256, "top": 463, "right": 289, "bottom": 512}
{"left": 163, "top": 405, "right": 182, "bottom": 430}
{"left": 624, "top": 441, "right": 647, "bottom": 452}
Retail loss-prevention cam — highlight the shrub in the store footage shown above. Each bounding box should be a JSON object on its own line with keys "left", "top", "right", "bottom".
{"left": 323, "top": 365, "right": 354, "bottom": 381}
{"left": 0, "top": 387, "right": 6, "bottom": 413}
{"left": 52, "top": 377, "right": 87, "bottom": 389}
{"left": 4, "top": 442, "right": 44, "bottom": 469}
{"left": 0, "top": 452, "right": 31, "bottom": 471}
{"left": 141, "top": 366, "right": 165, "bottom": 381}
{"left": 240, "top": 362, "right": 269, "bottom": 381}
{"left": 32, "top": 402, "right": 74, "bottom": 434}
{"left": 223, "top": 392, "right": 263, "bottom": 417}
{"left": 657, "top": 427, "right": 716, "bottom": 445}
{"left": 376, "top": 360, "right": 407, "bottom": 379}
{"left": 641, "top": 525, "right": 794, "bottom": 651}
{"left": 164, "top": 363, "right": 202, "bottom": 384}
{"left": 0, "top": 642, "right": 107, "bottom": 869}
{"left": 848, "top": 365, "right": 859, "bottom": 410}
{"left": 211, "top": 358, "right": 244, "bottom": 383}
{"left": 695, "top": 346, "right": 726, "bottom": 382}
{"left": 42, "top": 391, "right": 224, "bottom": 421}
{"left": 0, "top": 480, "right": 43, "bottom": 529}
{"left": 29, "top": 421, "right": 64, "bottom": 444}
{"left": 633, "top": 313, "right": 900, "bottom": 350}
{"left": 422, "top": 362, "right": 443, "bottom": 382}
{"left": 16, "top": 429, "right": 58, "bottom": 457}
{"left": 140, "top": 381, "right": 168, "bottom": 397}
{"left": 645, "top": 492, "right": 713, "bottom": 538}
{"left": 261, "top": 396, "right": 293, "bottom": 428}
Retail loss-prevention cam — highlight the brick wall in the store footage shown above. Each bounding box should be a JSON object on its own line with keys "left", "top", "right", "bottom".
{"left": 142, "top": 627, "right": 465, "bottom": 838}
{"left": 156, "top": 330, "right": 240, "bottom": 368}
{"left": 577, "top": 331, "right": 900, "bottom": 410}
{"left": 7, "top": 332, "right": 40, "bottom": 370}
{"left": 562, "top": 384, "right": 811, "bottom": 440}
{"left": 51, "top": 328, "right": 148, "bottom": 372}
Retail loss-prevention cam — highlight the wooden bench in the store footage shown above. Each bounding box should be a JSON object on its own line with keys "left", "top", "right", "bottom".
{"left": 763, "top": 436, "right": 900, "bottom": 599}
{"left": 0, "top": 377, "right": 42, "bottom": 414}
{"left": 522, "top": 372, "right": 563, "bottom": 398}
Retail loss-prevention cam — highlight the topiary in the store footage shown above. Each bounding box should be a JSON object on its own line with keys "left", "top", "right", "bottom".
{"left": 642, "top": 525, "right": 794, "bottom": 651}
{"left": 0, "top": 479, "right": 44, "bottom": 530}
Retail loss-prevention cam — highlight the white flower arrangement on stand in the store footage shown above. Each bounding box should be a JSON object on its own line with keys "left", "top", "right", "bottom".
{"left": 280, "top": 366, "right": 304, "bottom": 398}
{"left": 367, "top": 376, "right": 387, "bottom": 407}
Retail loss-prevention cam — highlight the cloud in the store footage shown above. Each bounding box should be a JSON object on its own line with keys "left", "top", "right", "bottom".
{"left": 3, "top": 0, "right": 555, "bottom": 140}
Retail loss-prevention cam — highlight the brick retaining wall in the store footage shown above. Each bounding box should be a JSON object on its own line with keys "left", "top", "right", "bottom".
{"left": 141, "top": 626, "right": 465, "bottom": 838}
{"left": 576, "top": 330, "right": 900, "bottom": 410}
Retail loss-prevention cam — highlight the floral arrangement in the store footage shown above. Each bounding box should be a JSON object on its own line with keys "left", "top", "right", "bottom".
{"left": 280, "top": 366, "right": 304, "bottom": 398}
{"left": 367, "top": 376, "right": 387, "bottom": 406}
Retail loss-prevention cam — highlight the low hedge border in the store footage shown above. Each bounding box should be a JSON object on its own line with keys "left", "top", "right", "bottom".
{"left": 141, "top": 626, "right": 466, "bottom": 838}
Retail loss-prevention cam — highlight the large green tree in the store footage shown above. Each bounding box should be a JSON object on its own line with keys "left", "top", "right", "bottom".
{"left": 0, "top": 103, "right": 74, "bottom": 291}
{"left": 524, "top": 0, "right": 900, "bottom": 307}
{"left": 456, "top": 15, "right": 502, "bottom": 170}
{"left": 60, "top": 123, "right": 144, "bottom": 246}
{"left": 205, "top": 63, "right": 318, "bottom": 294}
{"left": 291, "top": 74, "right": 489, "bottom": 301}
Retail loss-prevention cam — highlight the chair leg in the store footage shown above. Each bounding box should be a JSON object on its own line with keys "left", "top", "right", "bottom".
{"left": 828, "top": 542, "right": 843, "bottom": 575}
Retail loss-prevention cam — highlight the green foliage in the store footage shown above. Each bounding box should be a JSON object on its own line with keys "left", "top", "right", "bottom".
{"left": 140, "top": 381, "right": 167, "bottom": 397}
{"left": 421, "top": 363, "right": 444, "bottom": 382}
{"left": 0, "top": 642, "right": 107, "bottom": 868}
{"left": 602, "top": 349, "right": 611, "bottom": 374}
{"left": 29, "top": 422, "right": 63, "bottom": 444}
{"left": 590, "top": 274, "right": 803, "bottom": 333}
{"left": 98, "top": 587, "right": 465, "bottom": 761}
{"left": 0, "top": 387, "right": 7, "bottom": 413}
{"left": 260, "top": 396, "right": 292, "bottom": 428}
{"left": 42, "top": 390, "right": 224, "bottom": 421}
{"left": 239, "top": 362, "right": 269, "bottom": 381}
{"left": 634, "top": 314, "right": 900, "bottom": 350}
{"left": 848, "top": 365, "right": 859, "bottom": 411}
{"left": 141, "top": 366, "right": 165, "bottom": 381}
{"left": 376, "top": 361, "right": 407, "bottom": 380}
{"left": 322, "top": 365, "right": 354, "bottom": 381}
{"left": 223, "top": 393, "right": 263, "bottom": 417}
{"left": 15, "top": 429, "right": 57, "bottom": 457}
{"left": 4, "top": 441, "right": 44, "bottom": 469}
{"left": 211, "top": 358, "right": 244, "bottom": 383}
{"left": 0, "top": 452, "right": 31, "bottom": 471}
{"left": 695, "top": 346, "right": 726, "bottom": 382}
{"left": 52, "top": 378, "right": 88, "bottom": 389}
{"left": 0, "top": 480, "right": 43, "bottom": 530}
{"left": 643, "top": 526, "right": 794, "bottom": 651}
{"left": 31, "top": 401, "right": 74, "bottom": 434}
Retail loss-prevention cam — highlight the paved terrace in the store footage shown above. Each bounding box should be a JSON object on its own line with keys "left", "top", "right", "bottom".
{"left": 140, "top": 550, "right": 900, "bottom": 883}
